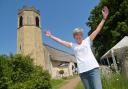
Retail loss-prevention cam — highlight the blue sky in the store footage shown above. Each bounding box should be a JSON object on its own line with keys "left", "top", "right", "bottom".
{"left": 0, "top": 0, "right": 99, "bottom": 54}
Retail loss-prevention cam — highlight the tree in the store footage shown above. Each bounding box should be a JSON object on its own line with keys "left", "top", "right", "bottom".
{"left": 87, "top": 0, "right": 128, "bottom": 60}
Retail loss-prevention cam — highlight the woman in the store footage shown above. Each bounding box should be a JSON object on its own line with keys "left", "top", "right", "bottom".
{"left": 45, "top": 6, "right": 109, "bottom": 89}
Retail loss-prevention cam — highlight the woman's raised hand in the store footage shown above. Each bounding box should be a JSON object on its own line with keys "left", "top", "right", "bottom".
{"left": 102, "top": 6, "right": 109, "bottom": 20}
{"left": 45, "top": 31, "right": 52, "bottom": 37}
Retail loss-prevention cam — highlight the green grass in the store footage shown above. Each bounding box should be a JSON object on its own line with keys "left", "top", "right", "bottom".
{"left": 75, "top": 74, "right": 128, "bottom": 89}
{"left": 52, "top": 75, "right": 78, "bottom": 89}
{"left": 102, "top": 74, "right": 128, "bottom": 89}
{"left": 75, "top": 81, "right": 84, "bottom": 89}
{"left": 51, "top": 79, "right": 68, "bottom": 89}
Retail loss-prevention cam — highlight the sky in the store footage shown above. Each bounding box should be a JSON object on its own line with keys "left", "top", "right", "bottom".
{"left": 0, "top": 0, "right": 99, "bottom": 55}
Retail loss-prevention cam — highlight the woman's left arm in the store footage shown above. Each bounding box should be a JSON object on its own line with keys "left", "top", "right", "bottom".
{"left": 89, "top": 6, "right": 109, "bottom": 41}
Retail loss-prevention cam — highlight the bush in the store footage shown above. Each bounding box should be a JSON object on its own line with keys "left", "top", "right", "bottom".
{"left": 59, "top": 70, "right": 64, "bottom": 77}
{"left": 0, "top": 55, "right": 12, "bottom": 89}
{"left": 0, "top": 54, "right": 51, "bottom": 89}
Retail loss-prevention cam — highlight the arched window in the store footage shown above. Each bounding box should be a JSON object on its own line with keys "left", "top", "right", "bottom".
{"left": 20, "top": 45, "right": 21, "bottom": 50}
{"left": 19, "top": 16, "right": 23, "bottom": 27}
{"left": 35, "top": 17, "right": 39, "bottom": 27}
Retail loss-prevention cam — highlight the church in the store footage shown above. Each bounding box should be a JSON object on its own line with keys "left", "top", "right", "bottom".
{"left": 16, "top": 6, "right": 76, "bottom": 79}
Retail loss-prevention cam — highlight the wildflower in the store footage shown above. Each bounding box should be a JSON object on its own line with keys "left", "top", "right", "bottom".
{"left": 116, "top": 78, "right": 119, "bottom": 80}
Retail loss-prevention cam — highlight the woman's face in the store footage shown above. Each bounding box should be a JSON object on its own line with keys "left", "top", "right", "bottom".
{"left": 74, "top": 33, "right": 83, "bottom": 44}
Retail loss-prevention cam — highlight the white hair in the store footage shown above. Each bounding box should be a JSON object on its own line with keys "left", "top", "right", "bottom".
{"left": 73, "top": 28, "right": 84, "bottom": 37}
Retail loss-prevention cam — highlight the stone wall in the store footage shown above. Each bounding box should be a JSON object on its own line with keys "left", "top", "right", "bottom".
{"left": 115, "top": 47, "right": 128, "bottom": 78}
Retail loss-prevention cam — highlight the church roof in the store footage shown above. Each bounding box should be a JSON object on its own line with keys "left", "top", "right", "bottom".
{"left": 18, "top": 6, "right": 40, "bottom": 15}
{"left": 101, "top": 36, "right": 128, "bottom": 59}
{"left": 43, "top": 44, "right": 76, "bottom": 63}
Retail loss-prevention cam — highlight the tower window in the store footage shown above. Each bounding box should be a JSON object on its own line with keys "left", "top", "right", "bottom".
{"left": 20, "top": 45, "right": 21, "bottom": 50}
{"left": 35, "top": 17, "right": 39, "bottom": 27}
{"left": 19, "top": 16, "right": 23, "bottom": 27}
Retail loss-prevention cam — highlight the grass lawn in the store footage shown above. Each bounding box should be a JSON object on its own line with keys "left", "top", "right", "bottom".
{"left": 51, "top": 79, "right": 68, "bottom": 89}
{"left": 75, "top": 81, "right": 84, "bottom": 89}
{"left": 75, "top": 74, "right": 128, "bottom": 89}
{"left": 52, "top": 75, "right": 78, "bottom": 89}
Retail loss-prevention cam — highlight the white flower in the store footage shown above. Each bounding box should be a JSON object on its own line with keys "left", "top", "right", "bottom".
{"left": 116, "top": 78, "right": 119, "bottom": 80}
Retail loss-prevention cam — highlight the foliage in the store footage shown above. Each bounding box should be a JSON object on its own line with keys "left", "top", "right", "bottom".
{"left": 102, "top": 73, "right": 128, "bottom": 89}
{"left": 0, "top": 54, "right": 51, "bottom": 89}
{"left": 0, "top": 55, "right": 12, "bottom": 89}
{"left": 59, "top": 70, "right": 64, "bottom": 75}
{"left": 87, "top": 0, "right": 128, "bottom": 60}
{"left": 75, "top": 73, "right": 128, "bottom": 89}
{"left": 59, "top": 69, "right": 64, "bottom": 77}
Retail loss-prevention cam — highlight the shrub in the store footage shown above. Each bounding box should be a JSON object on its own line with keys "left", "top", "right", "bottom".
{"left": 0, "top": 55, "right": 12, "bottom": 89}
{"left": 59, "top": 70, "right": 64, "bottom": 77}
{"left": 0, "top": 54, "right": 51, "bottom": 89}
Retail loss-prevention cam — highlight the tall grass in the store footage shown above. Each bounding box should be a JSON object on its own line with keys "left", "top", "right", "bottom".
{"left": 75, "top": 73, "right": 128, "bottom": 89}
{"left": 102, "top": 74, "right": 128, "bottom": 89}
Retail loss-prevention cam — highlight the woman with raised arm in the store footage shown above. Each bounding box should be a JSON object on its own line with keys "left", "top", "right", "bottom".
{"left": 45, "top": 6, "right": 109, "bottom": 89}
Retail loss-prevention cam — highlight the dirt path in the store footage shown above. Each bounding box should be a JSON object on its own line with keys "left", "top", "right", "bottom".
{"left": 59, "top": 76, "right": 80, "bottom": 89}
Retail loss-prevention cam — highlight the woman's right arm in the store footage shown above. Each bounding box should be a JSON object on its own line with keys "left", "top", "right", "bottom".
{"left": 45, "top": 31, "right": 72, "bottom": 48}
